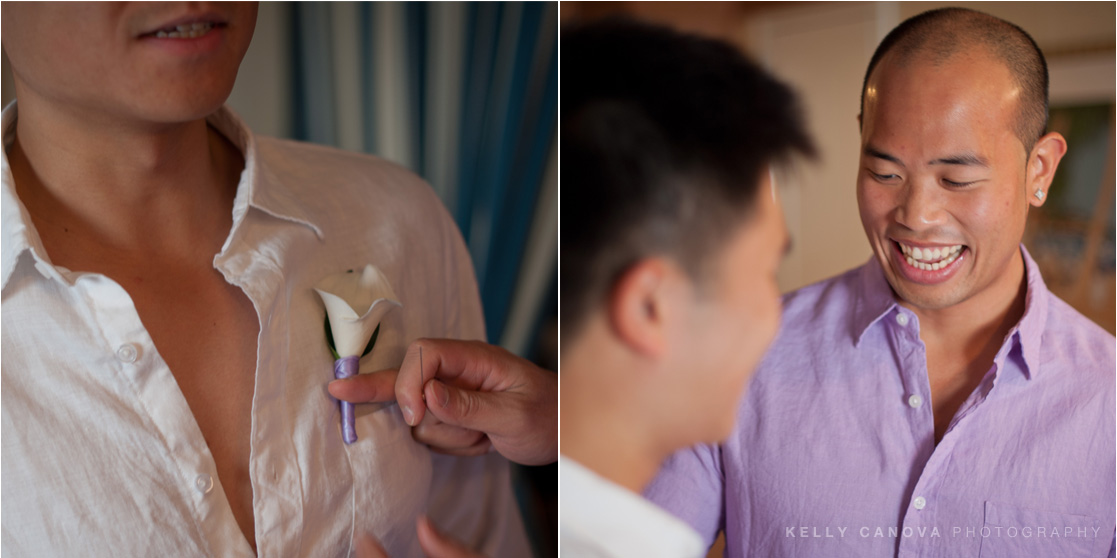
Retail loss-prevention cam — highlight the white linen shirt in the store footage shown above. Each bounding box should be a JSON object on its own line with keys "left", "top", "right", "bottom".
{"left": 1, "top": 104, "right": 530, "bottom": 557}
{"left": 559, "top": 456, "right": 704, "bottom": 558}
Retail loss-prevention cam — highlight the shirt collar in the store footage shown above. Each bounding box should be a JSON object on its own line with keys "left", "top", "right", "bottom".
{"left": 850, "top": 256, "right": 900, "bottom": 346}
{"left": 199, "top": 106, "right": 323, "bottom": 247}
{"left": 1, "top": 101, "right": 47, "bottom": 289}
{"left": 1013, "top": 244, "right": 1048, "bottom": 378}
{"left": 560, "top": 456, "right": 705, "bottom": 558}
{"left": 0, "top": 103, "right": 322, "bottom": 290}
{"left": 850, "top": 246, "right": 1049, "bottom": 379}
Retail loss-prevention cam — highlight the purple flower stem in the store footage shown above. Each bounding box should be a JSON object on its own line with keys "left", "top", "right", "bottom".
{"left": 334, "top": 356, "right": 360, "bottom": 444}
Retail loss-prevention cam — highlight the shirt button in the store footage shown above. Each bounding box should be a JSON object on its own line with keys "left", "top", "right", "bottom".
{"left": 115, "top": 343, "right": 140, "bottom": 363}
{"left": 908, "top": 394, "right": 924, "bottom": 408}
{"left": 913, "top": 496, "right": 926, "bottom": 510}
{"left": 895, "top": 313, "right": 909, "bottom": 326}
{"left": 194, "top": 474, "right": 214, "bottom": 495}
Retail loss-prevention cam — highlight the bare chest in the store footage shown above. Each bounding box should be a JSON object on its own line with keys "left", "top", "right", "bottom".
{"left": 114, "top": 261, "right": 261, "bottom": 549}
{"left": 925, "top": 349, "right": 994, "bottom": 444}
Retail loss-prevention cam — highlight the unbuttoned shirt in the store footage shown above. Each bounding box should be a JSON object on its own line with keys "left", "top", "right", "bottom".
{"left": 1, "top": 104, "right": 529, "bottom": 557}
{"left": 560, "top": 456, "right": 705, "bottom": 558}
{"left": 645, "top": 250, "right": 1116, "bottom": 558}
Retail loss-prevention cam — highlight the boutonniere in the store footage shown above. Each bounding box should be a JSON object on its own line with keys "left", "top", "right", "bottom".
{"left": 314, "top": 264, "right": 402, "bottom": 444}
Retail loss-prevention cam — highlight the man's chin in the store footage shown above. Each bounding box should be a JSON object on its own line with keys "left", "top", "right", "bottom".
{"left": 888, "top": 278, "right": 969, "bottom": 312}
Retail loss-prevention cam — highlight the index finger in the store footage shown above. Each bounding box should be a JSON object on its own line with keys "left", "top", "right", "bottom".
{"left": 396, "top": 339, "right": 503, "bottom": 426}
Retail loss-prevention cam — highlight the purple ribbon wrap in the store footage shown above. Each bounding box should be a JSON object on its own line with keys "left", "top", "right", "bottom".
{"left": 334, "top": 355, "right": 360, "bottom": 444}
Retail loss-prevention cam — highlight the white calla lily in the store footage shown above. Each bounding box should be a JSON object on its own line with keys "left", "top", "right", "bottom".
{"left": 314, "top": 264, "right": 402, "bottom": 357}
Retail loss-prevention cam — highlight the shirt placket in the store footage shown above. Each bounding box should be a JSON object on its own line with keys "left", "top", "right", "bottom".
{"left": 216, "top": 242, "right": 305, "bottom": 557}
{"left": 893, "top": 312, "right": 1006, "bottom": 558}
{"left": 888, "top": 308, "right": 946, "bottom": 558}
{"left": 76, "top": 274, "right": 253, "bottom": 557}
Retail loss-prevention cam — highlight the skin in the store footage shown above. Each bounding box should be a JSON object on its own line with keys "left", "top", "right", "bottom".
{"left": 562, "top": 170, "right": 788, "bottom": 492}
{"left": 858, "top": 47, "right": 1066, "bottom": 442}
{"left": 2, "top": 1, "right": 261, "bottom": 549}
{"left": 355, "top": 515, "right": 482, "bottom": 558}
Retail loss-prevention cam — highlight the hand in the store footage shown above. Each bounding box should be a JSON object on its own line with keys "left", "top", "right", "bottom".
{"left": 328, "top": 338, "right": 557, "bottom": 466}
{"left": 355, "top": 515, "right": 484, "bottom": 558}
{"left": 399, "top": 339, "right": 557, "bottom": 466}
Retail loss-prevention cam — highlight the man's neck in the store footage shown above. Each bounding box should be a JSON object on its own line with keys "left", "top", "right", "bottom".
{"left": 7, "top": 95, "right": 242, "bottom": 264}
{"left": 903, "top": 250, "right": 1028, "bottom": 363}
{"left": 560, "top": 342, "right": 668, "bottom": 495}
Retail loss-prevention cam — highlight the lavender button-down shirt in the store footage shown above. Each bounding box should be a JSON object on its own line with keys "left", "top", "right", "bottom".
{"left": 646, "top": 247, "right": 1115, "bottom": 558}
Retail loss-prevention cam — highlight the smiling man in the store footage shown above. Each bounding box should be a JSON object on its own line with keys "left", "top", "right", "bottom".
{"left": 645, "top": 8, "right": 1116, "bottom": 557}
{"left": 1, "top": 2, "right": 527, "bottom": 557}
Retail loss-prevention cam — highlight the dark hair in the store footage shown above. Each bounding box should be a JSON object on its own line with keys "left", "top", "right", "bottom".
{"left": 860, "top": 7, "right": 1049, "bottom": 151}
{"left": 560, "top": 19, "right": 814, "bottom": 339}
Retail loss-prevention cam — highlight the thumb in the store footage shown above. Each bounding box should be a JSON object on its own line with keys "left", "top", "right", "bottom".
{"left": 424, "top": 380, "right": 508, "bottom": 435}
{"left": 416, "top": 515, "right": 483, "bottom": 558}
{"left": 353, "top": 533, "right": 390, "bottom": 558}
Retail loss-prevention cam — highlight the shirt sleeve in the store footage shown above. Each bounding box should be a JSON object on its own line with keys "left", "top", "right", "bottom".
{"left": 643, "top": 442, "right": 726, "bottom": 549}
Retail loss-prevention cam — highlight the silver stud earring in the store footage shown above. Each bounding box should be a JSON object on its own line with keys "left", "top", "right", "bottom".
{"left": 1034, "top": 190, "right": 1045, "bottom": 200}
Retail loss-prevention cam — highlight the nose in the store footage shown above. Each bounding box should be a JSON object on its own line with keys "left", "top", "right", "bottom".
{"left": 894, "top": 179, "right": 947, "bottom": 231}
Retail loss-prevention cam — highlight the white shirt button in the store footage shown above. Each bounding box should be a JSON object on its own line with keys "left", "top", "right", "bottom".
{"left": 115, "top": 343, "right": 139, "bottom": 363}
{"left": 895, "top": 313, "right": 909, "bottom": 326}
{"left": 908, "top": 394, "right": 924, "bottom": 408}
{"left": 913, "top": 496, "right": 926, "bottom": 510}
{"left": 194, "top": 473, "right": 214, "bottom": 495}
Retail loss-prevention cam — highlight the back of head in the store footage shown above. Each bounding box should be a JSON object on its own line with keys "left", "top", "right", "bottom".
{"left": 561, "top": 19, "right": 814, "bottom": 340}
{"left": 860, "top": 7, "right": 1049, "bottom": 151}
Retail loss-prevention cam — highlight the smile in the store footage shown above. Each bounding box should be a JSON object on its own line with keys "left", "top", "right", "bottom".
{"left": 146, "top": 21, "right": 220, "bottom": 39}
{"left": 897, "top": 242, "right": 963, "bottom": 271}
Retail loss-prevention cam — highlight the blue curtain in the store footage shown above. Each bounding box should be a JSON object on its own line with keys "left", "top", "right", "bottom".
{"left": 288, "top": 2, "right": 558, "bottom": 355}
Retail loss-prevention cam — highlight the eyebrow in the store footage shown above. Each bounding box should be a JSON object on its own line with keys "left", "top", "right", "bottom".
{"left": 863, "top": 145, "right": 990, "bottom": 168}
{"left": 864, "top": 145, "right": 904, "bottom": 167}
{"left": 929, "top": 153, "right": 990, "bottom": 167}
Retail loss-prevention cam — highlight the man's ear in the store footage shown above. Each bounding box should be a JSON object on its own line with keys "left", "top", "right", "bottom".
{"left": 607, "top": 257, "right": 687, "bottom": 358}
{"left": 1026, "top": 131, "right": 1068, "bottom": 208}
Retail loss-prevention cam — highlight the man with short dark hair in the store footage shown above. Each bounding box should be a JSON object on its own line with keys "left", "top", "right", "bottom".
{"left": 559, "top": 20, "right": 813, "bottom": 557}
{"left": 646, "top": 8, "right": 1115, "bottom": 557}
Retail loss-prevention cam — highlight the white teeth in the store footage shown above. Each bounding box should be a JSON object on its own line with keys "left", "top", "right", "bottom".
{"left": 155, "top": 21, "right": 213, "bottom": 39}
{"left": 903, "top": 244, "right": 963, "bottom": 271}
{"left": 899, "top": 242, "right": 964, "bottom": 263}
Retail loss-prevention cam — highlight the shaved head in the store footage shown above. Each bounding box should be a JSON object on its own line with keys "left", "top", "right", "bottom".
{"left": 861, "top": 8, "right": 1049, "bottom": 152}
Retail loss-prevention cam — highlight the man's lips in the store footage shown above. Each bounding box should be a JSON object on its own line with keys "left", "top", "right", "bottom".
{"left": 893, "top": 240, "right": 966, "bottom": 271}
{"left": 890, "top": 239, "right": 968, "bottom": 284}
{"left": 138, "top": 14, "right": 227, "bottom": 39}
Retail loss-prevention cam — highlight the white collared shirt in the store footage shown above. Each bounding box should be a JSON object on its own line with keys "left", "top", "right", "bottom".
{"left": 560, "top": 457, "right": 705, "bottom": 558}
{"left": 1, "top": 103, "right": 529, "bottom": 557}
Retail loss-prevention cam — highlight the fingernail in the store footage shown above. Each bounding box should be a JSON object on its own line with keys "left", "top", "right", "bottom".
{"left": 402, "top": 405, "right": 414, "bottom": 425}
{"left": 430, "top": 380, "right": 450, "bottom": 408}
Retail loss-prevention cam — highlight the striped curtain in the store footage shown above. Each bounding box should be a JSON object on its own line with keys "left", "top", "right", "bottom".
{"left": 288, "top": 2, "right": 558, "bottom": 357}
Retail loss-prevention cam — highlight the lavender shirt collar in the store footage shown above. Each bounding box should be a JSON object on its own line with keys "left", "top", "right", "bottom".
{"left": 849, "top": 245, "right": 1048, "bottom": 379}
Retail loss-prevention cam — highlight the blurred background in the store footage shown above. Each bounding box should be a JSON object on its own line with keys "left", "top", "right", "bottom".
{"left": 563, "top": 1, "right": 1116, "bottom": 336}
{"left": 3, "top": 2, "right": 557, "bottom": 556}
